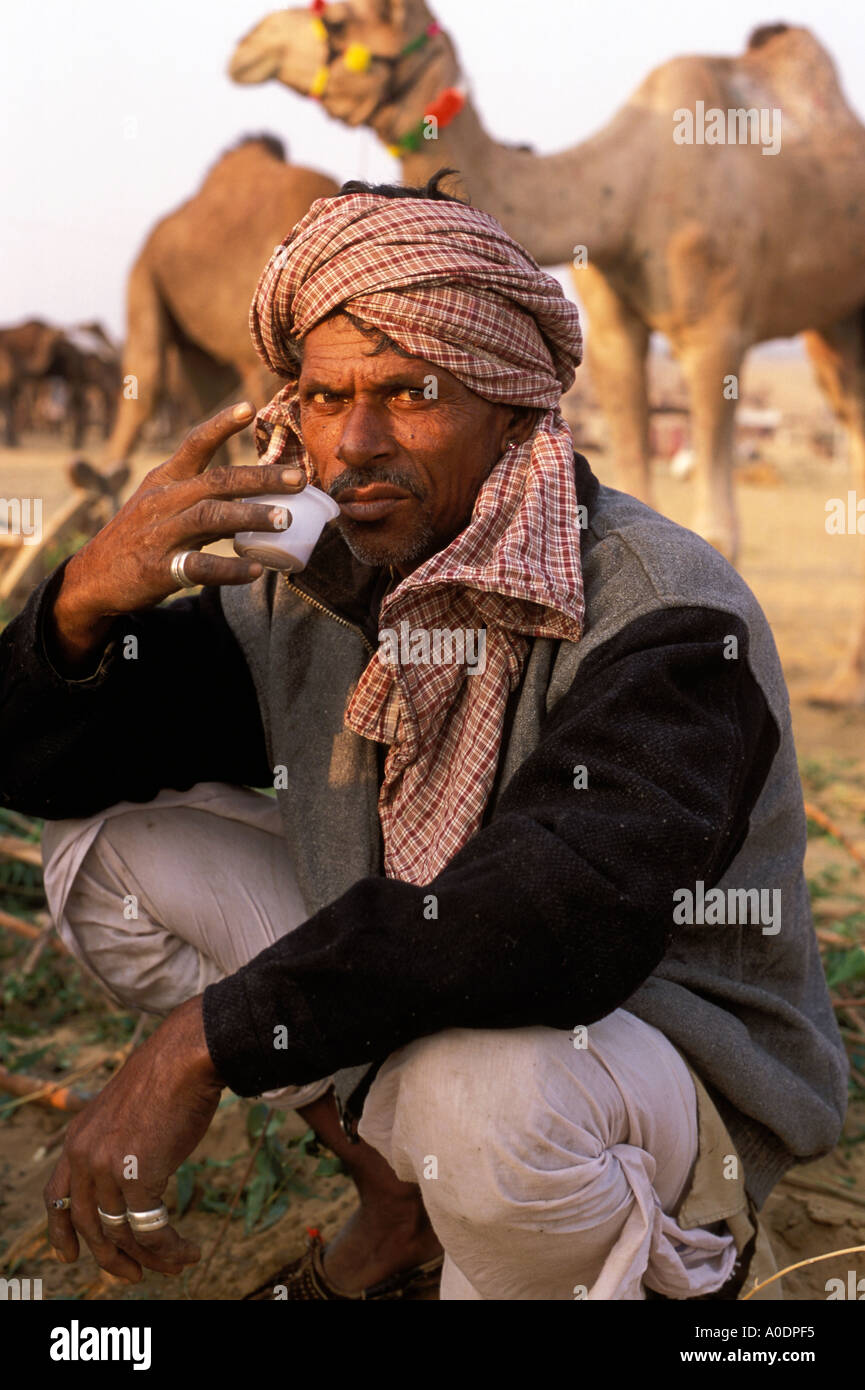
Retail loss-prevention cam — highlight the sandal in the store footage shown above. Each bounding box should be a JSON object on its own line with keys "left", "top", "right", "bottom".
{"left": 244, "top": 1230, "right": 443, "bottom": 1301}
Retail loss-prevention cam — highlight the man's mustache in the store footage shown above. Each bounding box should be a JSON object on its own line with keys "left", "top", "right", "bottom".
{"left": 324, "top": 468, "right": 427, "bottom": 502}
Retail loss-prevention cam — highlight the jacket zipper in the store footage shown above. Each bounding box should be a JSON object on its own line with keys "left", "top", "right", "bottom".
{"left": 282, "top": 573, "right": 377, "bottom": 656}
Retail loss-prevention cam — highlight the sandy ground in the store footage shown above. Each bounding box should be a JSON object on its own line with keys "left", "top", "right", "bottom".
{"left": 1, "top": 354, "right": 865, "bottom": 1301}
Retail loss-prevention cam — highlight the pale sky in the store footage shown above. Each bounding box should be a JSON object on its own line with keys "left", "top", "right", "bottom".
{"left": 2, "top": 0, "right": 863, "bottom": 347}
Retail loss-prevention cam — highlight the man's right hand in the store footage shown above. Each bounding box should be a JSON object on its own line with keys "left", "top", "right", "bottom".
{"left": 49, "top": 403, "right": 307, "bottom": 669}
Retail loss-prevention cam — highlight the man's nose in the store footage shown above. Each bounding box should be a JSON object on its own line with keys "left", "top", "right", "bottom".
{"left": 334, "top": 401, "right": 394, "bottom": 468}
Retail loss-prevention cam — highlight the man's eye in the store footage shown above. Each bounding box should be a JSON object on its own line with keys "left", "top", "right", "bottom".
{"left": 394, "top": 387, "right": 426, "bottom": 401}
{"left": 310, "top": 390, "right": 342, "bottom": 404}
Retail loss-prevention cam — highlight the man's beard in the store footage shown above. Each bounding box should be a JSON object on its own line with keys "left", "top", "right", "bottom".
{"left": 337, "top": 514, "right": 437, "bottom": 569}
{"left": 314, "top": 462, "right": 437, "bottom": 570}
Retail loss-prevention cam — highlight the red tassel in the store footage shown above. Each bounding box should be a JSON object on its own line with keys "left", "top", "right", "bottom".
{"left": 427, "top": 87, "right": 465, "bottom": 127}
{"left": 310, "top": 0, "right": 326, "bottom": 13}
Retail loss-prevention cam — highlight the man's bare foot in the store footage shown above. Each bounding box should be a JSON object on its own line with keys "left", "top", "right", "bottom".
{"left": 297, "top": 1087, "right": 443, "bottom": 1295}
{"left": 321, "top": 1194, "right": 442, "bottom": 1295}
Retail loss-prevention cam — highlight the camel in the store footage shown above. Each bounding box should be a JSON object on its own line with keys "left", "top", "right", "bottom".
{"left": 229, "top": 6, "right": 865, "bottom": 706}
{"left": 102, "top": 135, "right": 338, "bottom": 469}
{"left": 0, "top": 319, "right": 120, "bottom": 447}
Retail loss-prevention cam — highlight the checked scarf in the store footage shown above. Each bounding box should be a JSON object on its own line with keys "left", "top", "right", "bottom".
{"left": 249, "top": 192, "right": 585, "bottom": 884}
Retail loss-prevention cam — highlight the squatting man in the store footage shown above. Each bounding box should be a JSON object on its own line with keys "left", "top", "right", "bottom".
{"left": 0, "top": 172, "right": 846, "bottom": 1301}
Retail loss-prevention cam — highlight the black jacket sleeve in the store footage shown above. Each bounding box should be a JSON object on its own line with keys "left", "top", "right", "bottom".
{"left": 202, "top": 606, "right": 781, "bottom": 1095}
{"left": 0, "top": 557, "right": 271, "bottom": 818}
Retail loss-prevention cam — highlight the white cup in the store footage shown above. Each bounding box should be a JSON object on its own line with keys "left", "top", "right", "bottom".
{"left": 233, "top": 485, "right": 341, "bottom": 573}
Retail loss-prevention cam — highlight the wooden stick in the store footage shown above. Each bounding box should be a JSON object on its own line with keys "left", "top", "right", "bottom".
{"left": 0, "top": 1049, "right": 124, "bottom": 1115}
{"left": 742, "top": 1243, "right": 865, "bottom": 1300}
{"left": 804, "top": 800, "right": 865, "bottom": 873}
{"left": 22, "top": 925, "right": 55, "bottom": 974}
{"left": 0, "top": 1063, "right": 94, "bottom": 1114}
{"left": 0, "top": 906, "right": 42, "bottom": 940}
{"left": 817, "top": 926, "right": 859, "bottom": 948}
{"left": 0, "top": 834, "right": 43, "bottom": 866}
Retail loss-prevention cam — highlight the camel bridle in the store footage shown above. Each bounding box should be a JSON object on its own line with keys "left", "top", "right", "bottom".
{"left": 310, "top": 10, "right": 456, "bottom": 134}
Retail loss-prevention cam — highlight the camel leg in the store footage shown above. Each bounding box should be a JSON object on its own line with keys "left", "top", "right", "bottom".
{"left": 573, "top": 267, "right": 651, "bottom": 503}
{"left": 803, "top": 311, "right": 865, "bottom": 707}
{"left": 101, "top": 382, "right": 118, "bottom": 440}
{"left": 100, "top": 262, "right": 169, "bottom": 468}
{"left": 69, "top": 381, "right": 87, "bottom": 450}
{"left": 3, "top": 385, "right": 19, "bottom": 447}
{"left": 230, "top": 365, "right": 273, "bottom": 461}
{"left": 172, "top": 344, "right": 244, "bottom": 469}
{"left": 672, "top": 333, "right": 744, "bottom": 564}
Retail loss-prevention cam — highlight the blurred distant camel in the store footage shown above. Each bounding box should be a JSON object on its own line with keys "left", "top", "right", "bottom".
{"left": 102, "top": 135, "right": 338, "bottom": 468}
{"left": 231, "top": 8, "right": 865, "bottom": 704}
{"left": 0, "top": 320, "right": 120, "bottom": 447}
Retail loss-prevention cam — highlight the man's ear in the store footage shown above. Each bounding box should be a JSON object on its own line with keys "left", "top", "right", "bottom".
{"left": 507, "top": 406, "right": 540, "bottom": 447}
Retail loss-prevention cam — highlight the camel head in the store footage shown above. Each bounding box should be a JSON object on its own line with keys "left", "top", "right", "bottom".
{"left": 229, "top": 0, "right": 448, "bottom": 129}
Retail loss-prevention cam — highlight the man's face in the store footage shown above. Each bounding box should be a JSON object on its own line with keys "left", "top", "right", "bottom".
{"left": 297, "top": 315, "right": 531, "bottom": 574}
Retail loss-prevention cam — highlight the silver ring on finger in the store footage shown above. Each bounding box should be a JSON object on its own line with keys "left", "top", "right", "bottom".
{"left": 127, "top": 1204, "right": 170, "bottom": 1234}
{"left": 97, "top": 1206, "right": 129, "bottom": 1229}
{"left": 169, "top": 550, "right": 198, "bottom": 590}
{"left": 51, "top": 1196, "right": 72, "bottom": 1210}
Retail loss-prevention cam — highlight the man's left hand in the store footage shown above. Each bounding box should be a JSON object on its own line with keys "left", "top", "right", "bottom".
{"left": 44, "top": 995, "right": 223, "bottom": 1283}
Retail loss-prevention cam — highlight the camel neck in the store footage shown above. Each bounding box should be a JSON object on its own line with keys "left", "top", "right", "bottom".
{"left": 365, "top": 36, "right": 633, "bottom": 269}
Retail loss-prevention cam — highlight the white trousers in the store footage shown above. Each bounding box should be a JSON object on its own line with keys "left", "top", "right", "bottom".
{"left": 41, "top": 782, "right": 737, "bottom": 1301}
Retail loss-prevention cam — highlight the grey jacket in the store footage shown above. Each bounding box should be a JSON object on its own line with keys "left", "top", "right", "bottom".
{"left": 215, "top": 460, "right": 848, "bottom": 1208}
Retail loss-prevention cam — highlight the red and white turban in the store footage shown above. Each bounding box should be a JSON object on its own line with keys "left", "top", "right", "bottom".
{"left": 249, "top": 193, "right": 586, "bottom": 885}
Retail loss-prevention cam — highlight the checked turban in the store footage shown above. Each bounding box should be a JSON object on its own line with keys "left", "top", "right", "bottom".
{"left": 249, "top": 192, "right": 587, "bottom": 884}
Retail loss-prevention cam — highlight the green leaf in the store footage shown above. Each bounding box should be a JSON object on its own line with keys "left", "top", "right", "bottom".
{"left": 258, "top": 1192, "right": 290, "bottom": 1232}
{"left": 200, "top": 1194, "right": 232, "bottom": 1215}
{"left": 265, "top": 1110, "right": 285, "bottom": 1138}
{"left": 246, "top": 1102, "right": 269, "bottom": 1142}
{"left": 825, "top": 947, "right": 865, "bottom": 989}
{"left": 243, "top": 1172, "right": 270, "bottom": 1234}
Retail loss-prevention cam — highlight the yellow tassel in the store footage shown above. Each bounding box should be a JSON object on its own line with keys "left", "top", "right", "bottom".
{"left": 386, "top": 144, "right": 401, "bottom": 158}
{"left": 344, "top": 42, "right": 371, "bottom": 73}
{"left": 310, "top": 66, "right": 329, "bottom": 97}
{"left": 310, "top": 16, "right": 327, "bottom": 42}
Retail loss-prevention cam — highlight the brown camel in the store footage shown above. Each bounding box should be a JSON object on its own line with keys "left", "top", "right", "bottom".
{"left": 0, "top": 320, "right": 120, "bottom": 448}
{"left": 103, "top": 135, "right": 338, "bottom": 468}
{"left": 230, "top": 6, "right": 865, "bottom": 706}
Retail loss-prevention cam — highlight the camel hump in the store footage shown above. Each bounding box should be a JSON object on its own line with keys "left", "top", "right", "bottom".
{"left": 201, "top": 133, "right": 288, "bottom": 185}
{"left": 629, "top": 25, "right": 859, "bottom": 145}
{"left": 747, "top": 23, "right": 790, "bottom": 50}
{"left": 740, "top": 25, "right": 862, "bottom": 141}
